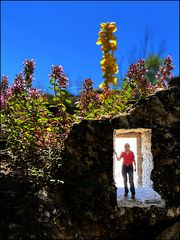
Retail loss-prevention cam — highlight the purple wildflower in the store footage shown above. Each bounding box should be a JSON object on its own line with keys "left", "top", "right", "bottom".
{"left": 0, "top": 95, "right": 7, "bottom": 108}
{"left": 78, "top": 78, "right": 100, "bottom": 114}
{"left": 0, "top": 75, "right": 9, "bottom": 93}
{"left": 155, "top": 55, "right": 174, "bottom": 88}
{"left": 28, "top": 87, "right": 41, "bottom": 98}
{"left": 23, "top": 59, "right": 35, "bottom": 87}
{"left": 83, "top": 78, "right": 94, "bottom": 91}
{"left": 6, "top": 87, "right": 13, "bottom": 97}
{"left": 125, "top": 59, "right": 152, "bottom": 97}
{"left": 49, "top": 65, "right": 68, "bottom": 88}
{"left": 12, "top": 73, "right": 26, "bottom": 94}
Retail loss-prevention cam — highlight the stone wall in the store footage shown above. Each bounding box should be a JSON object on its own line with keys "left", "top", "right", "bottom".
{"left": 141, "top": 129, "right": 153, "bottom": 187}
{"left": 62, "top": 77, "right": 180, "bottom": 239}
{"left": 1, "top": 78, "right": 179, "bottom": 240}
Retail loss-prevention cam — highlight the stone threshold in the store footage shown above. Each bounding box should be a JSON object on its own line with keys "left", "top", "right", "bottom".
{"left": 117, "top": 187, "right": 166, "bottom": 208}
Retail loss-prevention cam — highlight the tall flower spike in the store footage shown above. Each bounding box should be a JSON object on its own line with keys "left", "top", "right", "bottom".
{"left": 23, "top": 59, "right": 35, "bottom": 88}
{"left": 96, "top": 22, "right": 118, "bottom": 89}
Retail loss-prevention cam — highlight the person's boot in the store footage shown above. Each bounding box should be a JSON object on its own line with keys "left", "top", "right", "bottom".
{"left": 131, "top": 194, "right": 135, "bottom": 199}
{"left": 130, "top": 186, "right": 135, "bottom": 199}
{"left": 124, "top": 187, "right": 128, "bottom": 197}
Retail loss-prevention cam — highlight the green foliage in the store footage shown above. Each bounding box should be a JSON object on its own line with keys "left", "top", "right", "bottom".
{"left": 0, "top": 61, "right": 73, "bottom": 181}
{"left": 75, "top": 55, "right": 174, "bottom": 120}
{"left": 145, "top": 53, "right": 164, "bottom": 84}
{"left": 0, "top": 26, "right": 174, "bottom": 182}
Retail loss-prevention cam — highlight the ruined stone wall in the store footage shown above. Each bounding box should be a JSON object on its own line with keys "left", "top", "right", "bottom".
{"left": 141, "top": 129, "right": 153, "bottom": 187}
{"left": 1, "top": 78, "right": 179, "bottom": 240}
{"left": 62, "top": 77, "right": 180, "bottom": 239}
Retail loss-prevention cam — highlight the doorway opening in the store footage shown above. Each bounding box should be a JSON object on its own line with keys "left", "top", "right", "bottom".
{"left": 114, "top": 136, "right": 138, "bottom": 187}
{"left": 113, "top": 129, "right": 165, "bottom": 208}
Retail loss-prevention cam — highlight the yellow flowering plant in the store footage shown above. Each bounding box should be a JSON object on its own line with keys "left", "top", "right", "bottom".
{"left": 96, "top": 22, "right": 119, "bottom": 89}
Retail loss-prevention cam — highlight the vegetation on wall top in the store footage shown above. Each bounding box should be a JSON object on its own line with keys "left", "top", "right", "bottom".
{"left": 0, "top": 22, "right": 175, "bottom": 180}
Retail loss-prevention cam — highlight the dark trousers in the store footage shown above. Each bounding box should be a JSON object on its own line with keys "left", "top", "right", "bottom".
{"left": 122, "top": 165, "right": 135, "bottom": 195}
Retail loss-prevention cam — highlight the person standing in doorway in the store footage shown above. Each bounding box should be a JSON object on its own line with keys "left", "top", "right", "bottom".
{"left": 115, "top": 143, "right": 136, "bottom": 199}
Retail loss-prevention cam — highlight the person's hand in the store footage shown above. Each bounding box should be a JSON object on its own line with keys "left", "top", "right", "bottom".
{"left": 113, "top": 149, "right": 117, "bottom": 156}
{"left": 115, "top": 152, "right": 118, "bottom": 160}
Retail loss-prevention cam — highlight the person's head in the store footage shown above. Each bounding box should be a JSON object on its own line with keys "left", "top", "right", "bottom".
{"left": 124, "top": 143, "right": 130, "bottom": 150}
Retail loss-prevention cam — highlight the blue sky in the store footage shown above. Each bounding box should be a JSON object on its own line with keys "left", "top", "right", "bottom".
{"left": 1, "top": 1, "right": 179, "bottom": 95}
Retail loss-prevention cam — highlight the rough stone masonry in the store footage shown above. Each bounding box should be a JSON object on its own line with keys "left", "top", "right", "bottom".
{"left": 62, "top": 77, "right": 180, "bottom": 239}
{"left": 1, "top": 77, "right": 179, "bottom": 240}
